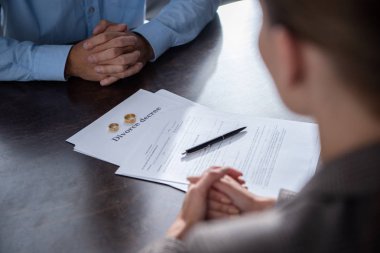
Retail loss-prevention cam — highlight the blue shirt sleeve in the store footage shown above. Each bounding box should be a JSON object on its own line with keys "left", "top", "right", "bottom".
{"left": 0, "top": 0, "right": 219, "bottom": 81}
{"left": 134, "top": 0, "right": 220, "bottom": 61}
{"left": 0, "top": 37, "right": 72, "bottom": 81}
{"left": 0, "top": 4, "right": 3, "bottom": 36}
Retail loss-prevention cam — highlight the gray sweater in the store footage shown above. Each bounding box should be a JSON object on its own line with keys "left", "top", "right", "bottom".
{"left": 141, "top": 143, "right": 380, "bottom": 253}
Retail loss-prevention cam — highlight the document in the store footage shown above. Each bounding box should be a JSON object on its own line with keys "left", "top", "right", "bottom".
{"left": 116, "top": 107, "right": 320, "bottom": 197}
{"left": 67, "top": 90, "right": 193, "bottom": 191}
{"left": 67, "top": 89, "right": 320, "bottom": 196}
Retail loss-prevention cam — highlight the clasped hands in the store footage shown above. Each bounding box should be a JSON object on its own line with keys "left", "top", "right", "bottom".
{"left": 167, "top": 167, "right": 276, "bottom": 240}
{"left": 65, "top": 20, "right": 153, "bottom": 86}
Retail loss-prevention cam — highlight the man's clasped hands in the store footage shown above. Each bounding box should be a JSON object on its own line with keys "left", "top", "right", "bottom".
{"left": 65, "top": 20, "right": 154, "bottom": 86}
{"left": 167, "top": 166, "right": 277, "bottom": 239}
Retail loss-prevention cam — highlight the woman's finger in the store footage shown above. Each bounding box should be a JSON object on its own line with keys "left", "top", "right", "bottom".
{"left": 221, "top": 166, "right": 243, "bottom": 179}
{"left": 208, "top": 189, "right": 232, "bottom": 204}
{"left": 187, "top": 176, "right": 200, "bottom": 184}
{"left": 207, "top": 210, "right": 239, "bottom": 220}
{"left": 208, "top": 199, "right": 240, "bottom": 215}
{"left": 207, "top": 210, "right": 229, "bottom": 219}
{"left": 187, "top": 166, "right": 221, "bottom": 184}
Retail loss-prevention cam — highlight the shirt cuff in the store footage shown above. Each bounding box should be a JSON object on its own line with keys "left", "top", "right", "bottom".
{"left": 32, "top": 44, "right": 73, "bottom": 81}
{"left": 133, "top": 20, "right": 174, "bottom": 61}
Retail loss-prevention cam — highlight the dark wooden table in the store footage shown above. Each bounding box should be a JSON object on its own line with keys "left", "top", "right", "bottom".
{"left": 0, "top": 1, "right": 309, "bottom": 252}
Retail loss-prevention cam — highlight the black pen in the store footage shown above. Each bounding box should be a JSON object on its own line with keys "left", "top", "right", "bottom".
{"left": 182, "top": 127, "right": 247, "bottom": 155}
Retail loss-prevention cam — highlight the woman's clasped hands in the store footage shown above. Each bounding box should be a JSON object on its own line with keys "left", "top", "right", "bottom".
{"left": 166, "top": 166, "right": 276, "bottom": 239}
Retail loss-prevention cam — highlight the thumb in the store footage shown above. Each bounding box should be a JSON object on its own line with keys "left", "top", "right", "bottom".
{"left": 196, "top": 168, "right": 229, "bottom": 194}
{"left": 187, "top": 176, "right": 200, "bottom": 184}
{"left": 92, "top": 19, "right": 110, "bottom": 35}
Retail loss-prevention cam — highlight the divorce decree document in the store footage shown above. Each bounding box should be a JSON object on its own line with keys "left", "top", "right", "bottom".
{"left": 116, "top": 108, "right": 320, "bottom": 197}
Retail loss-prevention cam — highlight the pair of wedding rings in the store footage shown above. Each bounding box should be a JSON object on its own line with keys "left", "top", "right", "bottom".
{"left": 108, "top": 113, "right": 136, "bottom": 132}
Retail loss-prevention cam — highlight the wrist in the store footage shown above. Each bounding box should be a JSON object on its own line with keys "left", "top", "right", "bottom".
{"left": 64, "top": 46, "right": 76, "bottom": 77}
{"left": 249, "top": 195, "right": 276, "bottom": 212}
{"left": 133, "top": 32, "right": 154, "bottom": 63}
{"left": 166, "top": 218, "right": 191, "bottom": 240}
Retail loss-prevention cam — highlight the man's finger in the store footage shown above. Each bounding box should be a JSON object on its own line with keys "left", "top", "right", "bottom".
{"left": 95, "top": 64, "right": 129, "bottom": 75}
{"left": 92, "top": 20, "right": 111, "bottom": 35}
{"left": 93, "top": 20, "right": 128, "bottom": 35}
{"left": 100, "top": 62, "right": 144, "bottom": 86}
{"left": 88, "top": 47, "right": 125, "bottom": 64}
{"left": 92, "top": 36, "right": 137, "bottom": 53}
{"left": 104, "top": 24, "right": 128, "bottom": 33}
{"left": 84, "top": 31, "right": 126, "bottom": 50}
{"left": 99, "top": 76, "right": 119, "bottom": 86}
{"left": 99, "top": 50, "right": 140, "bottom": 66}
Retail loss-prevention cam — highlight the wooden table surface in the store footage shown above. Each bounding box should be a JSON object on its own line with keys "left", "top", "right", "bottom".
{"left": 0, "top": 1, "right": 309, "bottom": 252}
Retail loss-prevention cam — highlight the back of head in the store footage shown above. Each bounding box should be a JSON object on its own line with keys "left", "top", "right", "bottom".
{"left": 264, "top": 0, "right": 380, "bottom": 117}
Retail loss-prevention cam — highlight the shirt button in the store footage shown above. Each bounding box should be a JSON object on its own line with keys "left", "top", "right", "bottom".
{"left": 88, "top": 7, "right": 95, "bottom": 14}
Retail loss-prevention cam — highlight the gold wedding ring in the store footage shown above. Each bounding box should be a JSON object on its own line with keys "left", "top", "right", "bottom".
{"left": 108, "top": 123, "right": 119, "bottom": 132}
{"left": 124, "top": 113, "right": 136, "bottom": 124}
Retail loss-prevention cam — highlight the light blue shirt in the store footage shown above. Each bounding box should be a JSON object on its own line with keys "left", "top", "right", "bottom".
{"left": 0, "top": 0, "right": 219, "bottom": 81}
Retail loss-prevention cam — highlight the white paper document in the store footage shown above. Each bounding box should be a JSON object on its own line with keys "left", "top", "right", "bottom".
{"left": 67, "top": 90, "right": 193, "bottom": 191}
{"left": 116, "top": 107, "right": 320, "bottom": 197}
{"left": 67, "top": 89, "right": 320, "bottom": 196}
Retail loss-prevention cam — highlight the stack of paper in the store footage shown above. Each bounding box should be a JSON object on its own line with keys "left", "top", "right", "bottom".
{"left": 67, "top": 89, "right": 320, "bottom": 197}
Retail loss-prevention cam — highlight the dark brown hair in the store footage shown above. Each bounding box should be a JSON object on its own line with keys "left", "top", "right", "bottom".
{"left": 264, "top": 0, "right": 380, "bottom": 116}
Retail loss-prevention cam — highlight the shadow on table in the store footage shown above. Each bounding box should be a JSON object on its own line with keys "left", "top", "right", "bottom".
{"left": 135, "top": 15, "right": 223, "bottom": 101}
